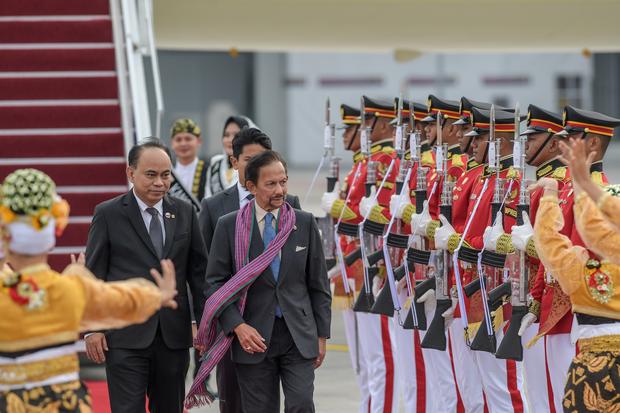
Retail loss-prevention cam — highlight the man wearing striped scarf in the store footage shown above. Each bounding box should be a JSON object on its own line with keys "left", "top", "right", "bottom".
{"left": 187, "top": 150, "right": 331, "bottom": 412}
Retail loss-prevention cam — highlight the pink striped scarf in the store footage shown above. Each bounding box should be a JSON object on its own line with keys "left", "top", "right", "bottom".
{"left": 184, "top": 200, "right": 296, "bottom": 408}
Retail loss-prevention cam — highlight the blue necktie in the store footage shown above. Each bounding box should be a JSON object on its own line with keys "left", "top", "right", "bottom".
{"left": 263, "top": 212, "right": 282, "bottom": 318}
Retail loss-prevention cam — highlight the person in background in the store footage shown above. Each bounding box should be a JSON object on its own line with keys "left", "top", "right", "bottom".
{"left": 171, "top": 118, "right": 209, "bottom": 200}
{"left": 206, "top": 116, "right": 258, "bottom": 198}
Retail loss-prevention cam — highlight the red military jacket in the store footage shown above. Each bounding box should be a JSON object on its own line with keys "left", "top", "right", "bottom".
{"left": 461, "top": 156, "right": 521, "bottom": 323}
{"left": 341, "top": 138, "right": 399, "bottom": 224}
{"left": 531, "top": 161, "right": 607, "bottom": 337}
{"left": 449, "top": 158, "right": 484, "bottom": 318}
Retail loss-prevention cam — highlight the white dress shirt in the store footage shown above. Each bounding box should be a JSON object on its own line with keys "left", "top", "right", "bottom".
{"left": 133, "top": 190, "right": 165, "bottom": 240}
{"left": 174, "top": 157, "right": 199, "bottom": 193}
{"left": 237, "top": 182, "right": 253, "bottom": 209}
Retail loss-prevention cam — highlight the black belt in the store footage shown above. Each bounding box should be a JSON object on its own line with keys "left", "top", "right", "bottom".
{"left": 576, "top": 313, "right": 620, "bottom": 325}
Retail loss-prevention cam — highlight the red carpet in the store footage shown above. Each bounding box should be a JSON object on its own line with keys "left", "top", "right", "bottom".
{"left": 0, "top": 0, "right": 109, "bottom": 16}
{"left": 84, "top": 380, "right": 191, "bottom": 413}
{"left": 0, "top": 163, "right": 126, "bottom": 186}
{"left": 0, "top": 49, "right": 116, "bottom": 72}
{"left": 0, "top": 19, "right": 112, "bottom": 43}
{"left": 0, "top": 105, "right": 120, "bottom": 129}
{"left": 0, "top": 76, "right": 119, "bottom": 100}
{"left": 84, "top": 381, "right": 112, "bottom": 413}
{"left": 0, "top": 0, "right": 127, "bottom": 272}
{"left": 2, "top": 133, "right": 124, "bottom": 158}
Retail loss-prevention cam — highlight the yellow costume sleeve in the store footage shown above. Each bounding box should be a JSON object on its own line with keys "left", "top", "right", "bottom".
{"left": 598, "top": 192, "right": 620, "bottom": 230}
{"left": 533, "top": 195, "right": 589, "bottom": 295}
{"left": 574, "top": 192, "right": 620, "bottom": 265}
{"left": 62, "top": 264, "right": 162, "bottom": 332}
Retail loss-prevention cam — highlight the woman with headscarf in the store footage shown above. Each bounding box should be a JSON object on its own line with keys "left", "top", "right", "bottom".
{"left": 0, "top": 168, "right": 179, "bottom": 412}
{"left": 205, "top": 115, "right": 257, "bottom": 198}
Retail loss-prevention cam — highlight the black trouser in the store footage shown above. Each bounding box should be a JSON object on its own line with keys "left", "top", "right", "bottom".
{"left": 217, "top": 347, "right": 244, "bottom": 413}
{"left": 235, "top": 318, "right": 315, "bottom": 413}
{"left": 105, "top": 328, "right": 189, "bottom": 413}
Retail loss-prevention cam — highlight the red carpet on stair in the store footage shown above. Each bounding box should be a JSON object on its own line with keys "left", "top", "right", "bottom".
{"left": 0, "top": 105, "right": 120, "bottom": 129}
{"left": 0, "top": 0, "right": 109, "bottom": 16}
{"left": 0, "top": 48, "right": 116, "bottom": 71}
{"left": 0, "top": 19, "right": 112, "bottom": 44}
{"left": 0, "top": 76, "right": 119, "bottom": 100}
{"left": 59, "top": 192, "right": 125, "bottom": 216}
{"left": 2, "top": 133, "right": 124, "bottom": 158}
{"left": 0, "top": 163, "right": 127, "bottom": 186}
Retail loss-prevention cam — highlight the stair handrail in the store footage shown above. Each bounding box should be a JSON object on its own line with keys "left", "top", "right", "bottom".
{"left": 141, "top": 0, "right": 165, "bottom": 139}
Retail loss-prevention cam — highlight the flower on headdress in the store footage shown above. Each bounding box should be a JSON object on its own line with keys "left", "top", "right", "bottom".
{"left": 51, "top": 197, "right": 70, "bottom": 236}
{"left": 0, "top": 204, "right": 16, "bottom": 224}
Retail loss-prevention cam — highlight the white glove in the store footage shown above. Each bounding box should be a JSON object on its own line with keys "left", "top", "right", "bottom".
{"left": 372, "top": 275, "right": 383, "bottom": 297}
{"left": 442, "top": 297, "right": 458, "bottom": 328}
{"left": 389, "top": 192, "right": 410, "bottom": 219}
{"left": 434, "top": 214, "right": 456, "bottom": 250}
{"left": 416, "top": 288, "right": 435, "bottom": 304}
{"left": 518, "top": 312, "right": 537, "bottom": 337}
{"left": 347, "top": 278, "right": 356, "bottom": 293}
{"left": 411, "top": 200, "right": 432, "bottom": 236}
{"left": 483, "top": 211, "right": 504, "bottom": 251}
{"left": 396, "top": 276, "right": 408, "bottom": 294}
{"left": 511, "top": 211, "right": 534, "bottom": 252}
{"left": 360, "top": 195, "right": 378, "bottom": 219}
{"left": 327, "top": 265, "right": 341, "bottom": 281}
{"left": 320, "top": 190, "right": 339, "bottom": 214}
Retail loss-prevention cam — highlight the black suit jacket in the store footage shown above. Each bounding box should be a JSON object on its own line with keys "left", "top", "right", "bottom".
{"left": 205, "top": 207, "right": 331, "bottom": 364}
{"left": 199, "top": 185, "right": 301, "bottom": 252}
{"left": 85, "top": 192, "right": 208, "bottom": 350}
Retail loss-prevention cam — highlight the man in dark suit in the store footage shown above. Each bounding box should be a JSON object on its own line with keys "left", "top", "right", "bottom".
{"left": 206, "top": 150, "right": 331, "bottom": 413}
{"left": 199, "top": 128, "right": 300, "bottom": 413}
{"left": 84, "top": 138, "right": 208, "bottom": 413}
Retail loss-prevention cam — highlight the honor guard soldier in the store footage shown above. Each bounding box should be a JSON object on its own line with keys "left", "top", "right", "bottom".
{"left": 437, "top": 97, "right": 497, "bottom": 413}
{"left": 485, "top": 104, "right": 568, "bottom": 412}
{"left": 434, "top": 107, "right": 527, "bottom": 412}
{"left": 402, "top": 95, "right": 468, "bottom": 413}
{"left": 321, "top": 97, "right": 399, "bottom": 413}
{"left": 322, "top": 103, "right": 371, "bottom": 413}
{"left": 386, "top": 97, "right": 437, "bottom": 413}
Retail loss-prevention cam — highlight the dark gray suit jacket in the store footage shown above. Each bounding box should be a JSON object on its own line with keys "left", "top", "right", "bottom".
{"left": 85, "top": 192, "right": 208, "bottom": 350}
{"left": 205, "top": 207, "right": 331, "bottom": 364}
{"left": 199, "top": 184, "right": 301, "bottom": 252}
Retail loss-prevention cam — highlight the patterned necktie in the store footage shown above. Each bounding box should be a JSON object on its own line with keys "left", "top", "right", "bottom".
{"left": 146, "top": 207, "right": 164, "bottom": 258}
{"left": 263, "top": 212, "right": 282, "bottom": 317}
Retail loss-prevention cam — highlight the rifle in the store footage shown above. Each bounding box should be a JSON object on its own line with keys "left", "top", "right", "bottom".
{"left": 470, "top": 105, "right": 504, "bottom": 353}
{"left": 421, "top": 112, "right": 455, "bottom": 351}
{"left": 402, "top": 109, "right": 432, "bottom": 330}
{"left": 497, "top": 103, "right": 530, "bottom": 361}
{"left": 316, "top": 98, "right": 340, "bottom": 270}
{"left": 353, "top": 96, "right": 377, "bottom": 313}
{"left": 372, "top": 94, "right": 410, "bottom": 318}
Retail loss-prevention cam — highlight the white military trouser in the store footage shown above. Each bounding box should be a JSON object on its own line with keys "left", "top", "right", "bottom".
{"left": 393, "top": 289, "right": 433, "bottom": 412}
{"left": 520, "top": 323, "right": 550, "bottom": 413}
{"left": 358, "top": 312, "right": 399, "bottom": 413}
{"left": 544, "top": 333, "right": 574, "bottom": 413}
{"left": 472, "top": 323, "right": 528, "bottom": 413}
{"left": 342, "top": 307, "right": 372, "bottom": 413}
{"left": 419, "top": 299, "right": 461, "bottom": 413}
{"left": 449, "top": 317, "right": 486, "bottom": 413}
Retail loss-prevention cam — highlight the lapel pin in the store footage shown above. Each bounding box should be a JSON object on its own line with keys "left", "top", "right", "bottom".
{"left": 165, "top": 212, "right": 175, "bottom": 219}
{"left": 293, "top": 225, "right": 297, "bottom": 230}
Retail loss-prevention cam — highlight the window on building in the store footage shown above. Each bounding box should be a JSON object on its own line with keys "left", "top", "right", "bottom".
{"left": 557, "top": 75, "right": 583, "bottom": 109}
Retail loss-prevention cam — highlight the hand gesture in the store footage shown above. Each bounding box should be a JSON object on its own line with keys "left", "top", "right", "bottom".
{"left": 150, "top": 259, "right": 178, "bottom": 309}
